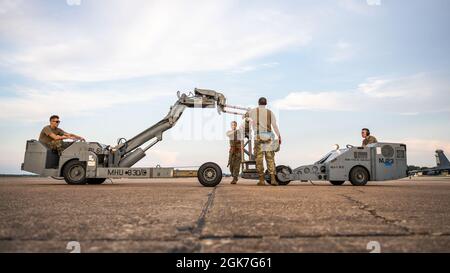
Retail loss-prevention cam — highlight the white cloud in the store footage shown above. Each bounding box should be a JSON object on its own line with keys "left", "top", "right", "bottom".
{"left": 338, "top": 0, "right": 373, "bottom": 14}
{"left": 327, "top": 40, "right": 355, "bottom": 62}
{"left": 230, "top": 62, "right": 279, "bottom": 74}
{"left": 399, "top": 112, "right": 419, "bottom": 116}
{"left": 0, "top": 0, "right": 21, "bottom": 14}
{"left": 357, "top": 74, "right": 435, "bottom": 98}
{"left": 0, "top": 86, "right": 170, "bottom": 122}
{"left": 0, "top": 0, "right": 312, "bottom": 82}
{"left": 274, "top": 73, "right": 450, "bottom": 114}
{"left": 274, "top": 91, "right": 357, "bottom": 111}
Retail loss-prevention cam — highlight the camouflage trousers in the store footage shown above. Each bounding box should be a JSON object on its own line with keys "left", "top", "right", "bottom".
{"left": 228, "top": 151, "right": 242, "bottom": 179}
{"left": 254, "top": 140, "right": 276, "bottom": 176}
{"left": 48, "top": 140, "right": 70, "bottom": 156}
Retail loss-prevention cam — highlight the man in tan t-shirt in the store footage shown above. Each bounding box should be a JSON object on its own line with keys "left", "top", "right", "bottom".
{"left": 39, "top": 115, "right": 85, "bottom": 155}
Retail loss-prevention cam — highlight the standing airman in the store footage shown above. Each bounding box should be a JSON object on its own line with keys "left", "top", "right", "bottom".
{"left": 226, "top": 121, "right": 243, "bottom": 184}
{"left": 246, "top": 97, "right": 281, "bottom": 186}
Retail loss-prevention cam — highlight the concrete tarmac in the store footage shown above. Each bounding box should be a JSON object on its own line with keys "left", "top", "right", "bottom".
{"left": 0, "top": 176, "right": 449, "bottom": 253}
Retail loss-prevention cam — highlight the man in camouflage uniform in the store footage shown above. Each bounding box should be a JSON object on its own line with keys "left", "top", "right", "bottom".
{"left": 39, "top": 115, "right": 85, "bottom": 155}
{"left": 226, "top": 121, "right": 243, "bottom": 184}
{"left": 361, "top": 128, "right": 378, "bottom": 147}
{"left": 246, "top": 97, "right": 281, "bottom": 186}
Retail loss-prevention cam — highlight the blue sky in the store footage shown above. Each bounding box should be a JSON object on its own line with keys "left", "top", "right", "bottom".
{"left": 0, "top": 0, "right": 449, "bottom": 173}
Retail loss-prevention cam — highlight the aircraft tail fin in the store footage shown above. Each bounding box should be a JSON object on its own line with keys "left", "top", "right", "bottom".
{"left": 435, "top": 150, "right": 450, "bottom": 168}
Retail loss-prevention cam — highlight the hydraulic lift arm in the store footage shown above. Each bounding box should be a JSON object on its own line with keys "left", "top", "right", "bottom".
{"left": 109, "top": 88, "right": 239, "bottom": 167}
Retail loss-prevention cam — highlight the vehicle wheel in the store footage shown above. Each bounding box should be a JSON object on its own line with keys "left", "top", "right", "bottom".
{"left": 349, "top": 166, "right": 369, "bottom": 186}
{"left": 87, "top": 178, "right": 106, "bottom": 185}
{"left": 63, "top": 160, "right": 87, "bottom": 185}
{"left": 330, "top": 180, "right": 345, "bottom": 186}
{"left": 198, "top": 162, "right": 222, "bottom": 187}
{"left": 265, "top": 165, "right": 292, "bottom": 185}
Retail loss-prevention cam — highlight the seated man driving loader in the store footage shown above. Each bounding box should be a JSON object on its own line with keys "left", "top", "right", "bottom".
{"left": 361, "top": 128, "right": 377, "bottom": 147}
{"left": 39, "top": 115, "right": 85, "bottom": 155}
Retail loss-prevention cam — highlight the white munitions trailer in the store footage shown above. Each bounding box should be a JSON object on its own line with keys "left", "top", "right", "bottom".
{"left": 270, "top": 142, "right": 408, "bottom": 186}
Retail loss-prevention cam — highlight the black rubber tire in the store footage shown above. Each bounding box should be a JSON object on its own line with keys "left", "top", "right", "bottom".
{"left": 330, "top": 180, "right": 345, "bottom": 186}
{"left": 265, "top": 165, "right": 292, "bottom": 186}
{"left": 349, "top": 166, "right": 369, "bottom": 186}
{"left": 87, "top": 178, "right": 106, "bottom": 185}
{"left": 197, "top": 162, "right": 222, "bottom": 187}
{"left": 63, "top": 160, "right": 87, "bottom": 185}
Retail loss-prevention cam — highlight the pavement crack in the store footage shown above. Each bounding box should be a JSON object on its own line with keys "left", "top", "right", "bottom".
{"left": 341, "top": 194, "right": 412, "bottom": 235}
{"left": 192, "top": 187, "right": 217, "bottom": 235}
{"left": 352, "top": 188, "right": 365, "bottom": 194}
{"left": 172, "top": 187, "right": 218, "bottom": 253}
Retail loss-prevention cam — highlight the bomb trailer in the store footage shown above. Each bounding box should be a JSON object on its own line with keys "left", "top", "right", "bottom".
{"left": 22, "top": 89, "right": 408, "bottom": 187}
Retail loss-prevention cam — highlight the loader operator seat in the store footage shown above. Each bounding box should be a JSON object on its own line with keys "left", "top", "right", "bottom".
{"left": 23, "top": 140, "right": 76, "bottom": 173}
{"left": 35, "top": 140, "right": 61, "bottom": 169}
